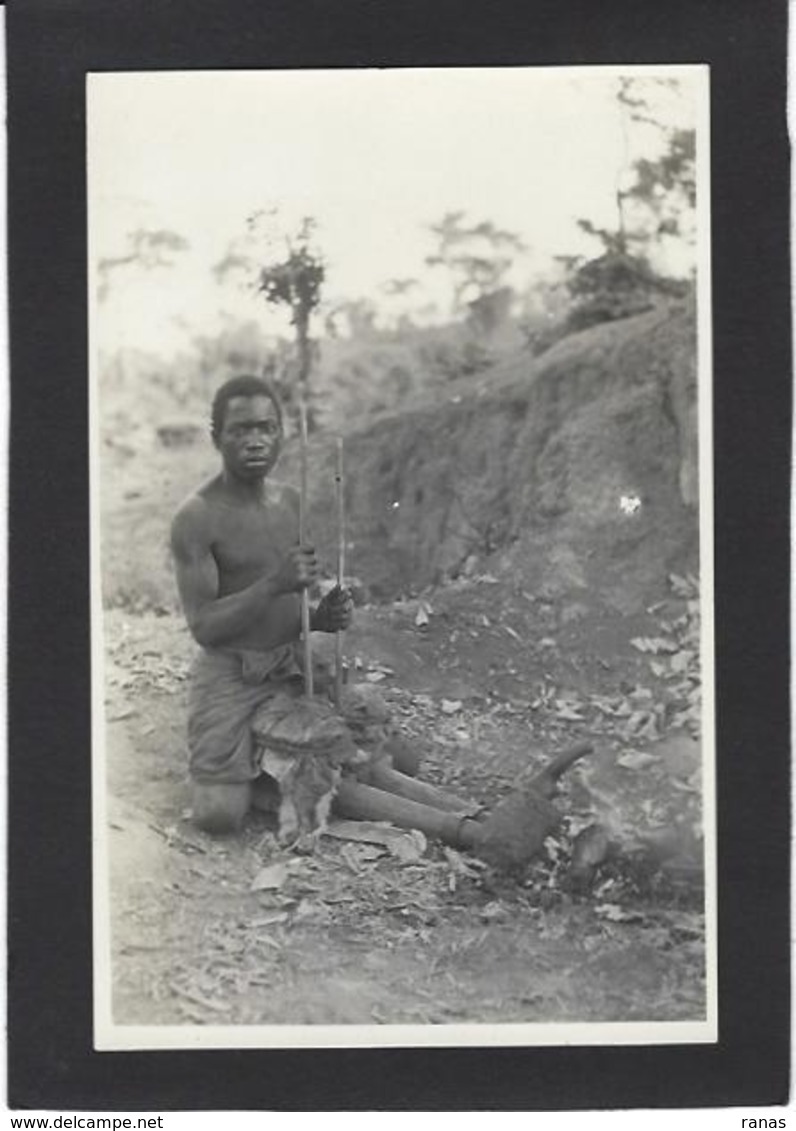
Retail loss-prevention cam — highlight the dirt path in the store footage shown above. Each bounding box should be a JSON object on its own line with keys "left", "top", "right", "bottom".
{"left": 101, "top": 580, "right": 706, "bottom": 1028}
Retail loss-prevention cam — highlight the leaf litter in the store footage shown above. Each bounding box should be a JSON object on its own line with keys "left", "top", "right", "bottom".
{"left": 106, "top": 570, "right": 706, "bottom": 1025}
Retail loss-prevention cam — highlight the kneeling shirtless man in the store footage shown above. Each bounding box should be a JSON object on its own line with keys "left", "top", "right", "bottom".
{"left": 170, "top": 375, "right": 352, "bottom": 834}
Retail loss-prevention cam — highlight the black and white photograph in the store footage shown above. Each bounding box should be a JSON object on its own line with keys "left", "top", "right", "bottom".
{"left": 88, "top": 65, "right": 715, "bottom": 1049}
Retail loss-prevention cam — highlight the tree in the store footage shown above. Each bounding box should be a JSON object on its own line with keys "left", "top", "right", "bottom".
{"left": 97, "top": 227, "right": 189, "bottom": 302}
{"left": 564, "top": 250, "right": 687, "bottom": 333}
{"left": 425, "top": 212, "right": 527, "bottom": 315}
{"left": 256, "top": 217, "right": 324, "bottom": 397}
{"left": 562, "top": 78, "right": 695, "bottom": 333}
{"left": 325, "top": 297, "right": 378, "bottom": 339}
{"left": 610, "top": 77, "right": 696, "bottom": 262}
{"left": 214, "top": 210, "right": 326, "bottom": 427}
{"left": 625, "top": 127, "right": 696, "bottom": 247}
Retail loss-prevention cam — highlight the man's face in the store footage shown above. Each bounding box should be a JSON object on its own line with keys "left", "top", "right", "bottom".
{"left": 217, "top": 394, "right": 283, "bottom": 480}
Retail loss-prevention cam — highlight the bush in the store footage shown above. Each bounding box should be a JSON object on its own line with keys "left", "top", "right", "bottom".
{"left": 563, "top": 251, "right": 688, "bottom": 334}
{"left": 419, "top": 338, "right": 494, "bottom": 382}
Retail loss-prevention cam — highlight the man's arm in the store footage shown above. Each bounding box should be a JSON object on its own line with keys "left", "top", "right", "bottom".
{"left": 170, "top": 497, "right": 316, "bottom": 648}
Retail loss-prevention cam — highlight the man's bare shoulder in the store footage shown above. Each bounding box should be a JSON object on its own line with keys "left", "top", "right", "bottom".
{"left": 170, "top": 482, "right": 219, "bottom": 548}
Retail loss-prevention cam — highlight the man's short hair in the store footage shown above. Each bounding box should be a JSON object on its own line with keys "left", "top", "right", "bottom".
{"left": 210, "top": 375, "right": 284, "bottom": 443}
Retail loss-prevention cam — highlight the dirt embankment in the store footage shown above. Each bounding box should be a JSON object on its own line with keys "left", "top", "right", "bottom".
{"left": 289, "top": 302, "right": 698, "bottom": 612}
{"left": 100, "top": 300, "right": 698, "bottom": 619}
{"left": 100, "top": 304, "right": 706, "bottom": 1028}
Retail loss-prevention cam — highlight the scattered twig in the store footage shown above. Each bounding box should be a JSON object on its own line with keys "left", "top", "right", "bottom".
{"left": 170, "top": 983, "right": 232, "bottom": 1014}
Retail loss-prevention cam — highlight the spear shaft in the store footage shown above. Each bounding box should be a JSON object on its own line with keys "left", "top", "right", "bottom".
{"left": 298, "top": 398, "right": 314, "bottom": 698}
{"left": 334, "top": 437, "right": 345, "bottom": 708}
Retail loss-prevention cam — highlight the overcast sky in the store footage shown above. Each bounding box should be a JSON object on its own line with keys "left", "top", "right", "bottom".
{"left": 88, "top": 66, "right": 703, "bottom": 352}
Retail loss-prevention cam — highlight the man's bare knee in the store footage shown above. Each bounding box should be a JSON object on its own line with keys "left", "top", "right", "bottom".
{"left": 192, "top": 781, "right": 251, "bottom": 835}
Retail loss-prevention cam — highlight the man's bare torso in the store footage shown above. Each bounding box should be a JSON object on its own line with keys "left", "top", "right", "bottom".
{"left": 182, "top": 475, "right": 302, "bottom": 652}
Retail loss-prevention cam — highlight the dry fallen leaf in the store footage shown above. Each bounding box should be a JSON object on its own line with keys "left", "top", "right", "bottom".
{"left": 554, "top": 704, "right": 585, "bottom": 721}
{"left": 543, "top": 836, "right": 561, "bottom": 862}
{"left": 250, "top": 862, "right": 290, "bottom": 892}
{"left": 616, "top": 751, "right": 661, "bottom": 771}
{"left": 595, "top": 903, "right": 643, "bottom": 923}
{"left": 593, "top": 879, "right": 617, "bottom": 899}
{"left": 251, "top": 911, "right": 289, "bottom": 928}
{"left": 294, "top": 899, "right": 332, "bottom": 923}
{"left": 669, "top": 572, "right": 699, "bottom": 598}
{"left": 624, "top": 710, "right": 649, "bottom": 733}
{"left": 108, "top": 707, "right": 136, "bottom": 722}
{"left": 323, "top": 819, "right": 427, "bottom": 863}
{"left": 671, "top": 777, "right": 699, "bottom": 794}
{"left": 441, "top": 699, "right": 463, "bottom": 715}
{"left": 257, "top": 935, "right": 282, "bottom": 951}
{"left": 414, "top": 601, "right": 433, "bottom": 627}
{"left": 632, "top": 637, "right": 678, "bottom": 655}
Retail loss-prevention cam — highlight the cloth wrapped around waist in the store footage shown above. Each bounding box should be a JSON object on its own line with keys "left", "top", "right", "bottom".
{"left": 187, "top": 642, "right": 400, "bottom": 837}
{"left": 187, "top": 641, "right": 359, "bottom": 783}
{"left": 187, "top": 642, "right": 308, "bottom": 784}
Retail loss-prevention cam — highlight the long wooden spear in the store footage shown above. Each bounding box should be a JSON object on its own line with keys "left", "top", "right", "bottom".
{"left": 298, "top": 397, "right": 314, "bottom": 698}
{"left": 334, "top": 436, "right": 345, "bottom": 708}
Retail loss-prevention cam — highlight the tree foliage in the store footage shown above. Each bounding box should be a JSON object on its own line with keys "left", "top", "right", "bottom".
{"left": 613, "top": 78, "right": 696, "bottom": 259}
{"left": 626, "top": 127, "right": 695, "bottom": 242}
{"left": 97, "top": 227, "right": 190, "bottom": 302}
{"left": 257, "top": 217, "right": 324, "bottom": 428}
{"left": 258, "top": 237, "right": 325, "bottom": 332}
{"left": 324, "top": 297, "right": 378, "bottom": 340}
{"left": 564, "top": 251, "right": 687, "bottom": 334}
{"left": 425, "top": 211, "right": 527, "bottom": 314}
{"left": 214, "top": 211, "right": 326, "bottom": 427}
{"left": 562, "top": 79, "right": 696, "bottom": 334}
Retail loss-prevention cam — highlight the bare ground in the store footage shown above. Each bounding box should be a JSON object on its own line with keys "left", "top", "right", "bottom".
{"left": 102, "top": 575, "right": 706, "bottom": 1029}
